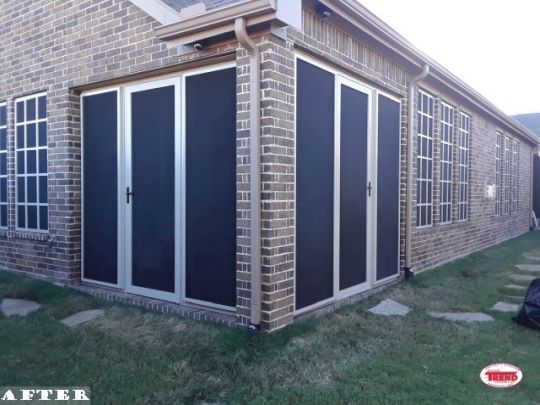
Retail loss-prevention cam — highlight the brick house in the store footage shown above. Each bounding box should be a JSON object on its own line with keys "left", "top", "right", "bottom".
{"left": 0, "top": 0, "right": 537, "bottom": 332}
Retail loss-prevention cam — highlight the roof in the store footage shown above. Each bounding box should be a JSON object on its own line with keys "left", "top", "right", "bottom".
{"left": 161, "top": 0, "right": 241, "bottom": 12}
{"left": 513, "top": 113, "right": 540, "bottom": 138}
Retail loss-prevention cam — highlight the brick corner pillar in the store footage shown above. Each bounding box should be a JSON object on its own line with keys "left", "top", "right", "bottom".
{"left": 259, "top": 34, "right": 295, "bottom": 331}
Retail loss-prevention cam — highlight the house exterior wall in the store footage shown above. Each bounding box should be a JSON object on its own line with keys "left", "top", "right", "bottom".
{"left": 0, "top": 1, "right": 534, "bottom": 331}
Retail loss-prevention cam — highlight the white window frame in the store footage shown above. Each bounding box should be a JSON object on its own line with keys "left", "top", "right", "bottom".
{"left": 0, "top": 102, "right": 7, "bottom": 229}
{"left": 495, "top": 132, "right": 502, "bottom": 215}
{"left": 416, "top": 89, "right": 434, "bottom": 228}
{"left": 14, "top": 92, "right": 48, "bottom": 233}
{"left": 457, "top": 112, "right": 470, "bottom": 222}
{"left": 503, "top": 136, "right": 510, "bottom": 215}
{"left": 439, "top": 102, "right": 454, "bottom": 225}
{"left": 513, "top": 140, "right": 519, "bottom": 212}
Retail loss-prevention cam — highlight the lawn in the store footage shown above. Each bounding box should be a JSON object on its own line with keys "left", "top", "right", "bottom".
{"left": 1, "top": 232, "right": 540, "bottom": 404}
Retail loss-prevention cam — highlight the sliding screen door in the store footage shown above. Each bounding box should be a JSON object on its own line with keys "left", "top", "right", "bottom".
{"left": 339, "top": 82, "right": 369, "bottom": 290}
{"left": 296, "top": 59, "right": 335, "bottom": 310}
{"left": 184, "top": 67, "right": 237, "bottom": 308}
{"left": 127, "top": 80, "right": 177, "bottom": 297}
{"left": 376, "top": 95, "right": 401, "bottom": 280}
{"left": 82, "top": 90, "right": 118, "bottom": 285}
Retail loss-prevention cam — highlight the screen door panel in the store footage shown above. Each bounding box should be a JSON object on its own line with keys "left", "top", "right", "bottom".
{"left": 82, "top": 91, "right": 118, "bottom": 284}
{"left": 339, "top": 84, "right": 369, "bottom": 290}
{"left": 296, "top": 59, "right": 335, "bottom": 310}
{"left": 376, "top": 95, "right": 400, "bottom": 280}
{"left": 130, "top": 85, "right": 176, "bottom": 293}
{"left": 185, "top": 68, "right": 237, "bottom": 307}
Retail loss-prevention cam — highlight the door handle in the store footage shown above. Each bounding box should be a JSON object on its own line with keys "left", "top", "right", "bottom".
{"left": 367, "top": 181, "right": 372, "bottom": 197}
{"left": 126, "top": 187, "right": 134, "bottom": 204}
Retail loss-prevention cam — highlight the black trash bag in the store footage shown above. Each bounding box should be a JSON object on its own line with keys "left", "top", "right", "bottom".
{"left": 515, "top": 278, "right": 540, "bottom": 330}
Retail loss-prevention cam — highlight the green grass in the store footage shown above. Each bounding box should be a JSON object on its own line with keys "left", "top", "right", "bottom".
{"left": 2, "top": 232, "right": 540, "bottom": 404}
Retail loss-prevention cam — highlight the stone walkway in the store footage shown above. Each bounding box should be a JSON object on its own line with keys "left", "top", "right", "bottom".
{"left": 0, "top": 297, "right": 104, "bottom": 328}
{"left": 368, "top": 299, "right": 411, "bottom": 316}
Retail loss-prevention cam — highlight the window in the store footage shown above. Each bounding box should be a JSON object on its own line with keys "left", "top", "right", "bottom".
{"left": 458, "top": 112, "right": 470, "bottom": 221}
{"left": 495, "top": 132, "right": 502, "bottom": 215}
{"left": 440, "top": 102, "right": 454, "bottom": 224}
{"left": 513, "top": 140, "right": 519, "bottom": 212}
{"left": 503, "top": 136, "right": 510, "bottom": 215}
{"left": 416, "top": 90, "right": 434, "bottom": 227}
{"left": 0, "top": 103, "right": 7, "bottom": 228}
{"left": 15, "top": 93, "right": 48, "bottom": 231}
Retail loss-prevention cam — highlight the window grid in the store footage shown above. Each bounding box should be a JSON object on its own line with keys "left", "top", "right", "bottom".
{"left": 512, "top": 140, "right": 519, "bottom": 213}
{"left": 503, "top": 137, "right": 510, "bottom": 215}
{"left": 495, "top": 132, "right": 502, "bottom": 215}
{"left": 416, "top": 90, "right": 434, "bottom": 227}
{"left": 439, "top": 102, "right": 454, "bottom": 224}
{"left": 15, "top": 93, "right": 48, "bottom": 232}
{"left": 458, "top": 112, "right": 470, "bottom": 221}
{"left": 0, "top": 103, "right": 7, "bottom": 228}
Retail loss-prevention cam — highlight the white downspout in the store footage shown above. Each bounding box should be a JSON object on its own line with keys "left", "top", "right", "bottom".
{"left": 405, "top": 64, "right": 430, "bottom": 276}
{"left": 234, "top": 18, "right": 262, "bottom": 329}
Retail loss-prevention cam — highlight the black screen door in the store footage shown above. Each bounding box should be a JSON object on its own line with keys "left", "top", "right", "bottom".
{"left": 127, "top": 81, "right": 177, "bottom": 298}
{"left": 339, "top": 83, "right": 369, "bottom": 290}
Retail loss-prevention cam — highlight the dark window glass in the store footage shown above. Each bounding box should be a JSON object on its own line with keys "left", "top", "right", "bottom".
{"left": 38, "top": 96, "right": 46, "bottom": 119}
{"left": 27, "top": 177, "right": 37, "bottom": 203}
{"left": 39, "top": 176, "right": 47, "bottom": 203}
{"left": 38, "top": 122, "right": 47, "bottom": 146}
{"left": 0, "top": 178, "right": 6, "bottom": 203}
{"left": 17, "top": 152, "right": 25, "bottom": 174}
{"left": 27, "top": 123, "right": 36, "bottom": 147}
{"left": 17, "top": 205, "right": 25, "bottom": 228}
{"left": 0, "top": 129, "right": 6, "bottom": 150}
{"left": 0, "top": 105, "right": 6, "bottom": 126}
{"left": 27, "top": 150, "right": 36, "bottom": 174}
{"left": 17, "top": 126, "right": 24, "bottom": 148}
{"left": 26, "top": 99, "right": 36, "bottom": 121}
{"left": 27, "top": 206, "right": 37, "bottom": 229}
{"left": 16, "top": 102, "right": 24, "bottom": 123}
{"left": 39, "top": 206, "right": 48, "bottom": 230}
{"left": 0, "top": 205, "right": 6, "bottom": 228}
{"left": 38, "top": 150, "right": 47, "bottom": 173}
{"left": 17, "top": 178, "right": 25, "bottom": 203}
{"left": 0, "top": 154, "right": 6, "bottom": 175}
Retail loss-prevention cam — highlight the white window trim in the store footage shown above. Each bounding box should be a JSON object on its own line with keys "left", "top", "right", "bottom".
{"left": 439, "top": 101, "right": 454, "bottom": 225}
{"left": 0, "top": 102, "right": 7, "bottom": 229}
{"left": 14, "top": 92, "right": 48, "bottom": 233}
{"left": 457, "top": 112, "right": 470, "bottom": 222}
{"left": 416, "top": 89, "right": 434, "bottom": 228}
{"left": 495, "top": 131, "right": 502, "bottom": 216}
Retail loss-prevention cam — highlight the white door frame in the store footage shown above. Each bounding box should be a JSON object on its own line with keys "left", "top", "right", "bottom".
{"left": 123, "top": 76, "right": 182, "bottom": 302}
{"left": 334, "top": 75, "right": 375, "bottom": 301}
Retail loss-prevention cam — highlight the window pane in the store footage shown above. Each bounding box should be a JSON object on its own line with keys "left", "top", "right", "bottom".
{"left": 39, "top": 206, "right": 48, "bottom": 230}
{"left": 17, "top": 126, "right": 24, "bottom": 149}
{"left": 0, "top": 205, "right": 6, "bottom": 228}
{"left": 27, "top": 123, "right": 36, "bottom": 147}
{"left": 27, "top": 206, "right": 37, "bottom": 229}
{"left": 27, "top": 150, "right": 36, "bottom": 174}
{"left": 27, "top": 177, "right": 37, "bottom": 203}
{"left": 39, "top": 176, "right": 47, "bottom": 203}
{"left": 17, "top": 152, "right": 24, "bottom": 174}
{"left": 17, "top": 205, "right": 25, "bottom": 228}
{"left": 0, "top": 154, "right": 6, "bottom": 175}
{"left": 16, "top": 102, "right": 24, "bottom": 123}
{"left": 38, "top": 96, "right": 46, "bottom": 119}
{"left": 26, "top": 99, "right": 36, "bottom": 121}
{"left": 38, "top": 122, "right": 47, "bottom": 146}
{"left": 0, "top": 129, "right": 6, "bottom": 150}
{"left": 17, "top": 177, "right": 25, "bottom": 203}
{"left": 38, "top": 150, "right": 47, "bottom": 173}
{"left": 0, "top": 105, "right": 6, "bottom": 126}
{"left": 0, "top": 178, "right": 6, "bottom": 203}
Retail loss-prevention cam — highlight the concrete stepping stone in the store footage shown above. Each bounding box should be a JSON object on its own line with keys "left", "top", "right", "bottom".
{"left": 491, "top": 302, "right": 520, "bottom": 313}
{"left": 510, "top": 274, "right": 536, "bottom": 283}
{"left": 60, "top": 309, "right": 104, "bottom": 328}
{"left": 505, "top": 284, "right": 526, "bottom": 291}
{"left": 524, "top": 255, "right": 540, "bottom": 261}
{"left": 428, "top": 311, "right": 494, "bottom": 322}
{"left": 368, "top": 299, "right": 411, "bottom": 316}
{"left": 0, "top": 298, "right": 41, "bottom": 317}
{"left": 515, "top": 264, "right": 540, "bottom": 272}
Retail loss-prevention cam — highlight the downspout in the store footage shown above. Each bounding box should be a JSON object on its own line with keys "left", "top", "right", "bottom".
{"left": 234, "top": 18, "right": 262, "bottom": 330}
{"left": 405, "top": 64, "right": 430, "bottom": 278}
